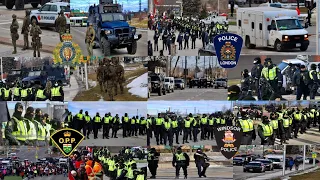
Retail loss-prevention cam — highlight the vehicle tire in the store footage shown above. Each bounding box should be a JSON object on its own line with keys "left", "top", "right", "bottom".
{"left": 274, "top": 40, "right": 283, "bottom": 52}
{"left": 127, "top": 41, "right": 137, "bottom": 54}
{"left": 243, "top": 169, "right": 246, "bottom": 172}
{"left": 15, "top": 0, "right": 24, "bottom": 10}
{"left": 163, "top": 90, "right": 166, "bottom": 95}
{"left": 172, "top": 88, "right": 174, "bottom": 92}
{"left": 225, "top": 86, "right": 227, "bottom": 89}
{"left": 5, "top": 0, "right": 14, "bottom": 9}
{"left": 157, "top": 89, "right": 161, "bottom": 96}
{"left": 300, "top": 45, "right": 308, "bottom": 51}
{"left": 31, "top": 3, "right": 38, "bottom": 8}
{"left": 148, "top": 91, "right": 150, "bottom": 98}
{"left": 245, "top": 36, "right": 255, "bottom": 49}
{"left": 102, "top": 38, "right": 111, "bottom": 56}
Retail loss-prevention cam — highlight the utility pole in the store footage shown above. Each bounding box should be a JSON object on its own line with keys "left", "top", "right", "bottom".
{"left": 166, "top": 57, "right": 170, "bottom": 77}
{"left": 0, "top": 57, "right": 3, "bottom": 80}
{"left": 184, "top": 56, "right": 187, "bottom": 85}
{"left": 204, "top": 56, "right": 206, "bottom": 78}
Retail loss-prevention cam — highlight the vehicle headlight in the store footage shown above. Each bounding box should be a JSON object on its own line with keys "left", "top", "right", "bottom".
{"left": 284, "top": 36, "right": 288, "bottom": 39}
{"left": 105, "top": 30, "right": 111, "bottom": 34}
{"left": 304, "top": 34, "right": 308, "bottom": 38}
{"left": 132, "top": 28, "right": 136, "bottom": 32}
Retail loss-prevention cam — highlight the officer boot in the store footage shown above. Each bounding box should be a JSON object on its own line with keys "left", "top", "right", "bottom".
{"left": 38, "top": 51, "right": 40, "bottom": 57}
{"left": 33, "top": 51, "right": 36, "bottom": 57}
{"left": 12, "top": 47, "right": 17, "bottom": 54}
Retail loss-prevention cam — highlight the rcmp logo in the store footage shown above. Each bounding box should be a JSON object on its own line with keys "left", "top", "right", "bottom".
{"left": 214, "top": 126, "right": 242, "bottom": 159}
{"left": 214, "top": 33, "right": 243, "bottom": 68}
{"left": 50, "top": 128, "right": 84, "bottom": 156}
{"left": 53, "top": 33, "right": 83, "bottom": 65}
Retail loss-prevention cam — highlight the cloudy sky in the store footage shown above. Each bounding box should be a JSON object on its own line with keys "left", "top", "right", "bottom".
{"left": 147, "top": 101, "right": 232, "bottom": 116}
{"left": 7, "top": 102, "right": 47, "bottom": 110}
{"left": 70, "top": 0, "right": 148, "bottom": 12}
{"left": 68, "top": 102, "right": 147, "bottom": 117}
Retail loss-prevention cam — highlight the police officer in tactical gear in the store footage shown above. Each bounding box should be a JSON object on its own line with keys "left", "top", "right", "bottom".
{"left": 5, "top": 102, "right": 26, "bottom": 145}
{"left": 147, "top": 148, "right": 160, "bottom": 179}
{"left": 21, "top": 10, "right": 31, "bottom": 50}
{"left": 50, "top": 81, "right": 64, "bottom": 101}
{"left": 309, "top": 64, "right": 319, "bottom": 99}
{"left": 227, "top": 85, "right": 241, "bottom": 101}
{"left": 239, "top": 69, "right": 252, "bottom": 100}
{"left": 295, "top": 65, "right": 309, "bottom": 100}
{"left": 11, "top": 14, "right": 19, "bottom": 54}
{"left": 251, "top": 57, "right": 263, "bottom": 100}
{"left": 194, "top": 148, "right": 209, "bottom": 178}
{"left": 260, "top": 58, "right": 282, "bottom": 100}
{"left": 257, "top": 115, "right": 274, "bottom": 145}
{"left": 30, "top": 19, "right": 42, "bottom": 57}
{"left": 173, "top": 147, "right": 190, "bottom": 179}
{"left": 153, "top": 29, "right": 159, "bottom": 51}
{"left": 237, "top": 113, "right": 256, "bottom": 145}
{"left": 2, "top": 84, "right": 12, "bottom": 101}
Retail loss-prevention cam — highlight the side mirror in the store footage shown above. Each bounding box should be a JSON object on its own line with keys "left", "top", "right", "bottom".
{"left": 267, "top": 25, "right": 271, "bottom": 31}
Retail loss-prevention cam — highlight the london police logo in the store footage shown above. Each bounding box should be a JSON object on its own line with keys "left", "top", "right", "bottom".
{"left": 214, "top": 33, "right": 243, "bottom": 68}
{"left": 50, "top": 128, "right": 84, "bottom": 156}
{"left": 214, "top": 126, "right": 242, "bottom": 159}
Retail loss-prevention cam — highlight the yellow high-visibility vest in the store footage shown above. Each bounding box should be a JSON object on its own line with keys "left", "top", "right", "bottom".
{"left": 94, "top": 116, "right": 101, "bottom": 123}
{"left": 175, "top": 153, "right": 186, "bottom": 161}
{"left": 51, "top": 87, "right": 61, "bottom": 97}
{"left": 260, "top": 124, "right": 273, "bottom": 137}
{"left": 172, "top": 120, "right": 178, "bottom": 128}
{"left": 184, "top": 120, "right": 191, "bottom": 128}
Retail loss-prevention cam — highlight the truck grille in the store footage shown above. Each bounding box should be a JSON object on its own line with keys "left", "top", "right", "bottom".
{"left": 289, "top": 35, "right": 304, "bottom": 42}
{"left": 114, "top": 28, "right": 130, "bottom": 37}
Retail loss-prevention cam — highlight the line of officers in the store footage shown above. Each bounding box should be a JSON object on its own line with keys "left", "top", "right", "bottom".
{"left": 64, "top": 110, "right": 147, "bottom": 139}
{"left": 147, "top": 147, "right": 210, "bottom": 179}
{"left": 3, "top": 102, "right": 54, "bottom": 146}
{"left": 0, "top": 80, "right": 64, "bottom": 101}
{"left": 146, "top": 113, "right": 231, "bottom": 146}
{"left": 235, "top": 106, "right": 320, "bottom": 145}
{"left": 93, "top": 147, "right": 146, "bottom": 180}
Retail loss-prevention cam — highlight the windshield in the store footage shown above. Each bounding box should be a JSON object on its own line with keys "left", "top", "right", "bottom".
{"left": 101, "top": 13, "right": 125, "bottom": 22}
{"left": 277, "top": 62, "right": 288, "bottom": 71}
{"left": 276, "top": 19, "right": 303, "bottom": 30}
{"left": 234, "top": 157, "right": 242, "bottom": 160}
{"left": 60, "top": 5, "right": 71, "bottom": 12}
{"left": 165, "top": 79, "right": 169, "bottom": 82}
{"left": 248, "top": 163, "right": 261, "bottom": 167}
{"left": 9, "top": 70, "right": 20, "bottom": 75}
{"left": 268, "top": 158, "right": 281, "bottom": 162}
{"left": 175, "top": 79, "right": 182, "bottom": 83}
{"left": 28, "top": 71, "right": 41, "bottom": 77}
{"left": 151, "top": 76, "right": 160, "bottom": 81}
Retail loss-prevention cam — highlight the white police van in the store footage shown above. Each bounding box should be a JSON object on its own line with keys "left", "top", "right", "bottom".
{"left": 30, "top": 2, "right": 70, "bottom": 32}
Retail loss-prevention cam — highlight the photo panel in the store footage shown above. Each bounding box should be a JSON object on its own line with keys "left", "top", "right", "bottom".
{"left": 68, "top": 146, "right": 147, "bottom": 179}
{"left": 227, "top": 55, "right": 320, "bottom": 101}
{"left": 0, "top": 56, "right": 148, "bottom": 102}
{"left": 147, "top": 56, "right": 228, "bottom": 100}
{"left": 70, "top": 0, "right": 148, "bottom": 57}
{"left": 233, "top": 145, "right": 320, "bottom": 180}
{"left": 148, "top": 0, "right": 316, "bottom": 56}
{"left": 147, "top": 145, "right": 233, "bottom": 179}
{"left": 67, "top": 101, "right": 147, "bottom": 146}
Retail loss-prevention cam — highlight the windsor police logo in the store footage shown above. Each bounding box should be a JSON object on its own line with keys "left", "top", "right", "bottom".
{"left": 214, "top": 33, "right": 243, "bottom": 68}
{"left": 50, "top": 128, "right": 84, "bottom": 156}
{"left": 214, "top": 126, "right": 242, "bottom": 159}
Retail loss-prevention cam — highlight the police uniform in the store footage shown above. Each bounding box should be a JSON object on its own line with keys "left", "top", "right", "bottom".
{"left": 147, "top": 148, "right": 160, "bottom": 179}
{"left": 173, "top": 150, "right": 189, "bottom": 179}
{"left": 257, "top": 118, "right": 274, "bottom": 145}
{"left": 238, "top": 118, "right": 255, "bottom": 145}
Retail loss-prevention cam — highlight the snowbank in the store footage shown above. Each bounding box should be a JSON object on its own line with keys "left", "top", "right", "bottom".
{"left": 127, "top": 72, "right": 148, "bottom": 98}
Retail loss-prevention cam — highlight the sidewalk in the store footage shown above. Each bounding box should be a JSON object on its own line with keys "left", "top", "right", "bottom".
{"left": 0, "top": 36, "right": 54, "bottom": 54}
{"left": 63, "top": 75, "right": 80, "bottom": 101}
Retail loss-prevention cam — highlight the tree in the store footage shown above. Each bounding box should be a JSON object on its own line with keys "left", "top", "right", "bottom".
{"left": 199, "top": 4, "right": 208, "bottom": 19}
{"left": 182, "top": 0, "right": 201, "bottom": 17}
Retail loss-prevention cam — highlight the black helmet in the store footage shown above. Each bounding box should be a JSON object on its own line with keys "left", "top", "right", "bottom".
{"left": 15, "top": 102, "right": 23, "bottom": 112}
{"left": 253, "top": 57, "right": 261, "bottom": 64}
{"left": 311, "top": 64, "right": 317, "bottom": 70}
{"left": 243, "top": 69, "right": 249, "bottom": 74}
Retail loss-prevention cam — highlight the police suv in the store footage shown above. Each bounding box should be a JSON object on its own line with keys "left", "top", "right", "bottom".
{"left": 30, "top": 2, "right": 70, "bottom": 32}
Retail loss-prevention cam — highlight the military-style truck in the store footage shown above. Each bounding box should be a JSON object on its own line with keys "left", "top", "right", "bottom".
{"left": 4, "top": 0, "right": 50, "bottom": 10}
{"left": 87, "top": 0, "right": 142, "bottom": 56}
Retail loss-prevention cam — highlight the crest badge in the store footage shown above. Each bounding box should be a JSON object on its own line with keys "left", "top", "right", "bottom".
{"left": 214, "top": 126, "right": 243, "bottom": 159}
{"left": 214, "top": 33, "right": 243, "bottom": 68}
{"left": 53, "top": 33, "right": 82, "bottom": 65}
{"left": 50, "top": 128, "right": 84, "bottom": 156}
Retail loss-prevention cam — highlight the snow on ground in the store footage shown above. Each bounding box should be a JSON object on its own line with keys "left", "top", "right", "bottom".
{"left": 126, "top": 72, "right": 148, "bottom": 98}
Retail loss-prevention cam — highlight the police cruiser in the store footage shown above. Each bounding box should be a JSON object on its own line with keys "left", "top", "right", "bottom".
{"left": 30, "top": 2, "right": 70, "bottom": 32}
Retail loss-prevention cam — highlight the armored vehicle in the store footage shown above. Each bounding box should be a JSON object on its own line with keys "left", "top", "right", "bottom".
{"left": 150, "top": 73, "right": 166, "bottom": 96}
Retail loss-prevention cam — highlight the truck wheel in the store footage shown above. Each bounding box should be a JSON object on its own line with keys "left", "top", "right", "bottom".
{"left": 31, "top": 3, "right": 38, "bottom": 8}
{"left": 127, "top": 41, "right": 137, "bottom": 54}
{"left": 158, "top": 89, "right": 161, "bottom": 96}
{"left": 15, "top": 0, "right": 24, "bottom": 10}
{"left": 5, "top": 0, "right": 14, "bottom": 9}
{"left": 102, "top": 38, "right": 111, "bottom": 56}
{"left": 274, "top": 40, "right": 283, "bottom": 52}
{"left": 300, "top": 45, "right": 308, "bottom": 51}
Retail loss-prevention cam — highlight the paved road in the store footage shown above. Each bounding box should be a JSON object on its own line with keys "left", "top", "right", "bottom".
{"left": 71, "top": 27, "right": 147, "bottom": 57}
{"left": 149, "top": 87, "right": 227, "bottom": 100}
{"left": 0, "top": 4, "right": 61, "bottom": 57}
{"left": 233, "top": 164, "right": 313, "bottom": 180}
{"left": 0, "top": 43, "right": 53, "bottom": 57}
{"left": 79, "top": 129, "right": 146, "bottom": 146}
{"left": 147, "top": 27, "right": 316, "bottom": 56}
{"left": 148, "top": 166, "right": 233, "bottom": 179}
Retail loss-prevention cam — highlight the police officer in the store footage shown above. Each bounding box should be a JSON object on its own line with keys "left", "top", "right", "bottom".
{"left": 147, "top": 148, "right": 160, "bottom": 179}
{"left": 122, "top": 113, "right": 130, "bottom": 138}
{"left": 293, "top": 109, "right": 302, "bottom": 138}
{"left": 184, "top": 31, "right": 190, "bottom": 49}
{"left": 35, "top": 85, "right": 46, "bottom": 101}
{"left": 85, "top": 23, "right": 95, "bottom": 56}
{"left": 194, "top": 148, "right": 209, "bottom": 178}
{"left": 84, "top": 111, "right": 91, "bottom": 139}
{"left": 103, "top": 113, "right": 111, "bottom": 139}
{"left": 171, "top": 116, "right": 180, "bottom": 144}
{"left": 113, "top": 57, "right": 125, "bottom": 95}
{"left": 162, "top": 116, "right": 173, "bottom": 146}
{"left": 65, "top": 112, "right": 73, "bottom": 129}
{"left": 75, "top": 109, "right": 84, "bottom": 132}
{"left": 34, "top": 109, "right": 46, "bottom": 146}
{"left": 112, "top": 114, "right": 120, "bottom": 138}
{"left": 21, "top": 10, "right": 31, "bottom": 50}
{"left": 309, "top": 64, "right": 318, "bottom": 99}
{"left": 30, "top": 19, "right": 42, "bottom": 57}
{"left": 295, "top": 65, "right": 309, "bottom": 100}
{"left": 227, "top": 85, "right": 241, "bottom": 100}
{"left": 50, "top": 81, "right": 64, "bottom": 101}
{"left": 13, "top": 83, "right": 21, "bottom": 101}
{"left": 257, "top": 116, "right": 274, "bottom": 145}
{"left": 192, "top": 116, "right": 199, "bottom": 142}
{"left": 153, "top": 29, "right": 159, "bottom": 51}
{"left": 237, "top": 114, "right": 255, "bottom": 145}
{"left": 155, "top": 114, "right": 163, "bottom": 145}
{"left": 251, "top": 57, "right": 263, "bottom": 100}
{"left": 282, "top": 112, "right": 291, "bottom": 142}
{"left": 161, "top": 30, "right": 168, "bottom": 51}
{"left": 10, "top": 14, "right": 19, "bottom": 54}
{"left": 239, "top": 69, "right": 252, "bottom": 100}
{"left": 148, "top": 40, "right": 153, "bottom": 56}
{"left": 24, "top": 107, "right": 37, "bottom": 146}
{"left": 93, "top": 112, "right": 101, "bottom": 139}
{"left": 183, "top": 117, "right": 191, "bottom": 144}
{"left": 1, "top": 84, "right": 12, "bottom": 101}
{"left": 56, "top": 10, "right": 67, "bottom": 42}
{"left": 5, "top": 103, "right": 26, "bottom": 145}
{"left": 191, "top": 31, "right": 196, "bottom": 49}
{"left": 173, "top": 147, "right": 189, "bottom": 179}
{"left": 260, "top": 58, "right": 282, "bottom": 99}
{"left": 20, "top": 83, "right": 30, "bottom": 101}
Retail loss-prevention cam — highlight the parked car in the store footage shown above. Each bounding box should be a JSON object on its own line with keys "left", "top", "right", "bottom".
{"left": 233, "top": 157, "right": 244, "bottom": 166}
{"left": 243, "top": 161, "right": 266, "bottom": 173}
{"left": 214, "top": 78, "right": 228, "bottom": 89}
{"left": 255, "top": 159, "right": 274, "bottom": 171}
{"left": 267, "top": 157, "right": 282, "bottom": 169}
{"left": 174, "top": 78, "right": 185, "bottom": 90}
{"left": 164, "top": 77, "right": 175, "bottom": 93}
{"left": 150, "top": 74, "right": 166, "bottom": 96}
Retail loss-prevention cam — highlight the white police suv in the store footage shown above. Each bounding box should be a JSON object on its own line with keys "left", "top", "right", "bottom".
{"left": 30, "top": 2, "right": 71, "bottom": 32}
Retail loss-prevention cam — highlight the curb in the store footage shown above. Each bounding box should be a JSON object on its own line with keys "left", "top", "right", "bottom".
{"left": 0, "top": 36, "right": 54, "bottom": 54}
